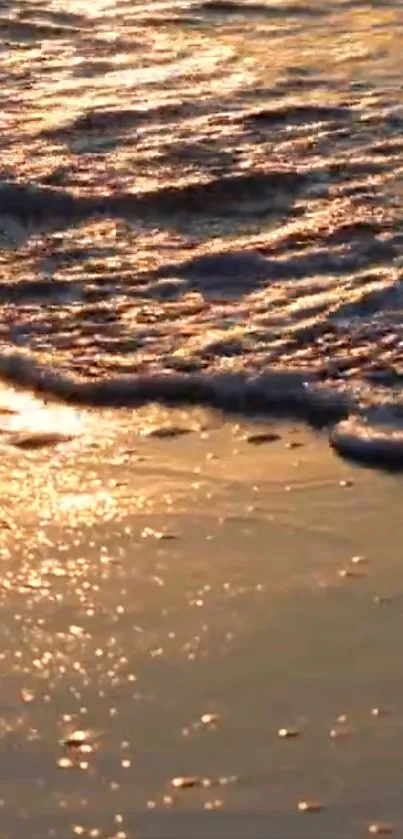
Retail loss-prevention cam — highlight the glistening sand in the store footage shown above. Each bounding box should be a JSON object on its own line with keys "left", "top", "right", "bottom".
{"left": 1, "top": 397, "right": 403, "bottom": 838}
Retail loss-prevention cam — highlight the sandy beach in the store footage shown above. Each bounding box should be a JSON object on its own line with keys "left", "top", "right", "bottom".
{"left": 0, "top": 396, "right": 402, "bottom": 838}
{"left": 2, "top": 0, "right": 403, "bottom": 836}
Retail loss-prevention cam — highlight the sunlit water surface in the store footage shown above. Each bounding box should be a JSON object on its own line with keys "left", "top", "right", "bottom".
{"left": 1, "top": 0, "right": 403, "bottom": 461}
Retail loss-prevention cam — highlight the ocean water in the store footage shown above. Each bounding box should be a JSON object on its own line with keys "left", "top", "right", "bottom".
{"left": 2, "top": 0, "right": 403, "bottom": 464}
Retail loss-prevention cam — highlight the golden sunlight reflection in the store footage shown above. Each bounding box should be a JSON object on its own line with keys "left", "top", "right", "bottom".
{"left": 0, "top": 386, "right": 83, "bottom": 443}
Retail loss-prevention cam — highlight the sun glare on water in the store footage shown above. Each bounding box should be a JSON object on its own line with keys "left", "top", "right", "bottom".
{"left": 0, "top": 387, "right": 84, "bottom": 444}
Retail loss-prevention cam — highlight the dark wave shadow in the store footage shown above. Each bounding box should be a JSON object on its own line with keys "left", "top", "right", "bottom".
{"left": 194, "top": 1, "right": 328, "bottom": 19}
{"left": 0, "top": 170, "right": 307, "bottom": 232}
{"left": 0, "top": 351, "right": 350, "bottom": 428}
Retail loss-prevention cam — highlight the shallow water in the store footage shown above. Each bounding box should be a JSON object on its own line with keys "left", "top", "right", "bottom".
{"left": 1, "top": 0, "right": 403, "bottom": 463}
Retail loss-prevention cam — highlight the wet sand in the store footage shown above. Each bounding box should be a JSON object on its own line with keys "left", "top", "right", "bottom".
{"left": 0, "top": 399, "right": 403, "bottom": 837}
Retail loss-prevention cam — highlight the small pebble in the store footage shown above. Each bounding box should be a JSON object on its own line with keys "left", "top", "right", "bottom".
{"left": 201, "top": 713, "right": 219, "bottom": 726}
{"left": 63, "top": 730, "right": 88, "bottom": 748}
{"left": 297, "top": 800, "right": 323, "bottom": 813}
{"left": 350, "top": 555, "right": 368, "bottom": 565}
{"left": 278, "top": 727, "right": 301, "bottom": 739}
{"left": 338, "top": 568, "right": 366, "bottom": 579}
{"left": 77, "top": 743, "right": 93, "bottom": 754}
{"left": 141, "top": 527, "right": 178, "bottom": 540}
{"left": 142, "top": 426, "right": 191, "bottom": 439}
{"left": 368, "top": 824, "right": 394, "bottom": 835}
{"left": 245, "top": 432, "right": 281, "bottom": 445}
{"left": 171, "top": 776, "right": 201, "bottom": 790}
{"left": 371, "top": 708, "right": 390, "bottom": 717}
{"left": 57, "top": 757, "right": 73, "bottom": 769}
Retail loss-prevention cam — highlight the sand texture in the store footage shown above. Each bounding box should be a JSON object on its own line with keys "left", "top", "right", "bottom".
{"left": 0, "top": 397, "right": 402, "bottom": 837}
